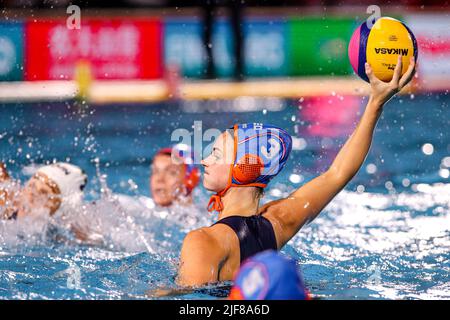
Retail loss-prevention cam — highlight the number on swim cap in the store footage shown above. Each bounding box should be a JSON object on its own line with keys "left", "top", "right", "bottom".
{"left": 261, "top": 138, "right": 281, "bottom": 160}
{"left": 242, "top": 266, "right": 267, "bottom": 298}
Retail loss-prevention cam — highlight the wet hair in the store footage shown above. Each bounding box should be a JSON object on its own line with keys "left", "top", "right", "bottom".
{"left": 34, "top": 172, "right": 61, "bottom": 196}
{"left": 254, "top": 187, "right": 264, "bottom": 200}
{"left": 225, "top": 128, "right": 234, "bottom": 137}
{"left": 149, "top": 150, "right": 171, "bottom": 167}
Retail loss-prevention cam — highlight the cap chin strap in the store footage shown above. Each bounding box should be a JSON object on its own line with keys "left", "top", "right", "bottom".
{"left": 207, "top": 181, "right": 267, "bottom": 213}
{"left": 207, "top": 186, "right": 230, "bottom": 213}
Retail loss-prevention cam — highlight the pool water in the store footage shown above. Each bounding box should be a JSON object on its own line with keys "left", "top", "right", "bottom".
{"left": 0, "top": 93, "right": 449, "bottom": 299}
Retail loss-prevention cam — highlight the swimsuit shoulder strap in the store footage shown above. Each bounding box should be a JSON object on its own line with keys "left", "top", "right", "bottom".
{"left": 213, "top": 215, "right": 277, "bottom": 263}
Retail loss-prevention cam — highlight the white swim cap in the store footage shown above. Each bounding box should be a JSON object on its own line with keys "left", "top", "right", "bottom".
{"left": 36, "top": 163, "right": 87, "bottom": 199}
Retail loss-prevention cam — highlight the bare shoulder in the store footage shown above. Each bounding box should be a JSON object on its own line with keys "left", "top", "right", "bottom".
{"left": 183, "top": 224, "right": 236, "bottom": 253}
{"left": 258, "top": 198, "right": 285, "bottom": 215}
{"left": 178, "top": 226, "right": 230, "bottom": 286}
{"left": 183, "top": 227, "right": 218, "bottom": 251}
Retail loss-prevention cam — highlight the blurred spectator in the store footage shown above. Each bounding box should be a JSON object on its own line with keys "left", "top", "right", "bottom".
{"left": 200, "top": 0, "right": 244, "bottom": 80}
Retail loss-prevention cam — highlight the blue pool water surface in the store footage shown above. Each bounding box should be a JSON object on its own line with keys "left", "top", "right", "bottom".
{"left": 0, "top": 93, "right": 449, "bottom": 299}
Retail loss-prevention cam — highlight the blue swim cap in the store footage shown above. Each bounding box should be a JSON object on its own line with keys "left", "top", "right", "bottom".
{"left": 207, "top": 123, "right": 292, "bottom": 212}
{"left": 232, "top": 123, "right": 292, "bottom": 186}
{"left": 229, "top": 250, "right": 309, "bottom": 300}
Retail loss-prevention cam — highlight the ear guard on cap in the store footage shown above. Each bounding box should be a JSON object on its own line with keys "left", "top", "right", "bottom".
{"left": 182, "top": 163, "right": 200, "bottom": 195}
{"left": 207, "top": 123, "right": 292, "bottom": 213}
{"left": 232, "top": 154, "right": 264, "bottom": 185}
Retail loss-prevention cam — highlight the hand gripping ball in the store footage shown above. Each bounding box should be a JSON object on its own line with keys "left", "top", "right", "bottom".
{"left": 348, "top": 17, "right": 418, "bottom": 82}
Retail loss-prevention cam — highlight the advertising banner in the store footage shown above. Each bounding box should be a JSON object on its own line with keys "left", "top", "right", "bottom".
{"left": 405, "top": 14, "right": 450, "bottom": 80}
{"left": 25, "top": 19, "right": 162, "bottom": 80}
{"left": 164, "top": 18, "right": 234, "bottom": 78}
{"left": 243, "top": 18, "right": 289, "bottom": 77}
{"left": 0, "top": 22, "right": 24, "bottom": 81}
{"left": 164, "top": 19, "right": 207, "bottom": 78}
{"left": 164, "top": 17, "right": 288, "bottom": 78}
{"left": 289, "top": 17, "right": 355, "bottom": 76}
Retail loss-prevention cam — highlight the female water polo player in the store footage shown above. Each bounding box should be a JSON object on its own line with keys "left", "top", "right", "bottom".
{"left": 0, "top": 162, "right": 87, "bottom": 220}
{"left": 150, "top": 145, "right": 200, "bottom": 207}
{"left": 177, "top": 56, "right": 416, "bottom": 287}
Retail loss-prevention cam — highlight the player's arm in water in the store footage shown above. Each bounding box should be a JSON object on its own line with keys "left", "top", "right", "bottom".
{"left": 0, "top": 162, "right": 17, "bottom": 219}
{"left": 261, "top": 56, "right": 416, "bottom": 248}
{"left": 0, "top": 162, "right": 11, "bottom": 208}
{"left": 0, "top": 162, "right": 10, "bottom": 182}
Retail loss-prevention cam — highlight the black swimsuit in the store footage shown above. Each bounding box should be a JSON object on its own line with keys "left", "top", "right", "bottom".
{"left": 214, "top": 215, "right": 277, "bottom": 263}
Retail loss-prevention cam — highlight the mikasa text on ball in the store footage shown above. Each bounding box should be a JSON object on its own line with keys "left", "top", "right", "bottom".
{"left": 348, "top": 17, "right": 418, "bottom": 82}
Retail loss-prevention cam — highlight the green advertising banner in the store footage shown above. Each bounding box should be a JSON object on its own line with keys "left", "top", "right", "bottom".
{"left": 289, "top": 17, "right": 355, "bottom": 76}
{"left": 0, "top": 22, "right": 24, "bottom": 81}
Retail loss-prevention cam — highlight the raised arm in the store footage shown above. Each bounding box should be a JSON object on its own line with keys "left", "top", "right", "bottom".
{"left": 263, "top": 56, "right": 416, "bottom": 248}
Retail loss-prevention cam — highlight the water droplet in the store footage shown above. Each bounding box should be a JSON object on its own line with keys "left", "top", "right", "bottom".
{"left": 385, "top": 181, "right": 394, "bottom": 190}
{"left": 402, "top": 178, "right": 411, "bottom": 187}
{"left": 289, "top": 174, "right": 303, "bottom": 184}
{"left": 441, "top": 157, "right": 450, "bottom": 168}
{"left": 439, "top": 169, "right": 449, "bottom": 179}
{"left": 422, "top": 143, "right": 434, "bottom": 155}
{"left": 366, "top": 163, "right": 377, "bottom": 174}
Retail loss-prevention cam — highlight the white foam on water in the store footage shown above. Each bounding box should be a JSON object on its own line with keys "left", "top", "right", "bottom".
{"left": 1, "top": 175, "right": 448, "bottom": 299}
{"left": 293, "top": 183, "right": 449, "bottom": 254}
{"left": 1, "top": 179, "right": 214, "bottom": 259}
{"left": 289, "top": 182, "right": 450, "bottom": 299}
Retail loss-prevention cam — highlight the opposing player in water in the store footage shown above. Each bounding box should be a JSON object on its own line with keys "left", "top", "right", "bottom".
{"left": 0, "top": 162, "right": 87, "bottom": 220}
{"left": 150, "top": 145, "right": 200, "bottom": 207}
{"left": 177, "top": 56, "right": 416, "bottom": 286}
{"left": 0, "top": 162, "right": 117, "bottom": 245}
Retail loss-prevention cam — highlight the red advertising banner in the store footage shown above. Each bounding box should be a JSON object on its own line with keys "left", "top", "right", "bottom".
{"left": 25, "top": 19, "right": 162, "bottom": 80}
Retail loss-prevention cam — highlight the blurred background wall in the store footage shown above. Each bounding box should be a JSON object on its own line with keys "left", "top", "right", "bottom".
{"left": 0, "top": 0, "right": 448, "bottom": 92}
